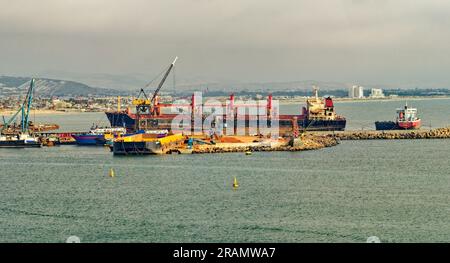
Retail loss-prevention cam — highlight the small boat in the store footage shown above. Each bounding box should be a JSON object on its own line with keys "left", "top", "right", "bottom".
{"left": 0, "top": 133, "right": 42, "bottom": 148}
{"left": 72, "top": 126, "right": 127, "bottom": 146}
{"left": 375, "top": 103, "right": 421, "bottom": 130}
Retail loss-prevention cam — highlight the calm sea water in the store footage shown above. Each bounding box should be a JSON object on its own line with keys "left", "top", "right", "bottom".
{"left": 0, "top": 98, "right": 449, "bottom": 242}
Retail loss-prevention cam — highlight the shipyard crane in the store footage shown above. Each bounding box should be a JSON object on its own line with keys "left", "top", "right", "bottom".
{"left": 150, "top": 56, "right": 177, "bottom": 106}
{"left": 1, "top": 78, "right": 35, "bottom": 134}
{"left": 132, "top": 57, "right": 177, "bottom": 109}
{"left": 132, "top": 57, "right": 178, "bottom": 130}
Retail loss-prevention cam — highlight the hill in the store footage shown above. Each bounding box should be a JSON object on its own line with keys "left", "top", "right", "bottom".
{"left": 0, "top": 76, "right": 123, "bottom": 97}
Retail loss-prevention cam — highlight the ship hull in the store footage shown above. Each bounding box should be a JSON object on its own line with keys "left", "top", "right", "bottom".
{"left": 106, "top": 112, "right": 135, "bottom": 130}
{"left": 375, "top": 120, "right": 421, "bottom": 130}
{"left": 72, "top": 135, "right": 104, "bottom": 145}
{"left": 105, "top": 112, "right": 347, "bottom": 132}
{"left": 299, "top": 119, "right": 346, "bottom": 131}
{"left": 398, "top": 119, "right": 421, "bottom": 129}
{"left": 0, "top": 140, "right": 41, "bottom": 148}
{"left": 113, "top": 141, "right": 154, "bottom": 155}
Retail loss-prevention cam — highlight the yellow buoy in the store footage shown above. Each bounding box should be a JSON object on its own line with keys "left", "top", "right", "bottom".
{"left": 233, "top": 177, "right": 239, "bottom": 189}
{"left": 109, "top": 168, "right": 115, "bottom": 177}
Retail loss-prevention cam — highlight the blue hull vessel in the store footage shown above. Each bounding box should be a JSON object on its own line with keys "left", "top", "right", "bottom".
{"left": 72, "top": 135, "right": 105, "bottom": 145}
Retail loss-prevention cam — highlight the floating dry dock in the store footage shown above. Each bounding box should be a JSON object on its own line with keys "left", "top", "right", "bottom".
{"left": 111, "top": 132, "right": 339, "bottom": 155}
{"left": 109, "top": 127, "right": 450, "bottom": 155}
{"left": 112, "top": 133, "right": 185, "bottom": 155}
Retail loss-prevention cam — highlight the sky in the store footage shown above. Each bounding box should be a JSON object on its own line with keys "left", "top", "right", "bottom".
{"left": 1, "top": 0, "right": 450, "bottom": 88}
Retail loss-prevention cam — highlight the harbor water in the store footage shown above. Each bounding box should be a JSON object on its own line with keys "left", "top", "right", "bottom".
{"left": 0, "top": 98, "right": 449, "bottom": 242}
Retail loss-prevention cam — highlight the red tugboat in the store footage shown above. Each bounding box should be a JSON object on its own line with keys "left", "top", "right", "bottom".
{"left": 375, "top": 103, "right": 421, "bottom": 130}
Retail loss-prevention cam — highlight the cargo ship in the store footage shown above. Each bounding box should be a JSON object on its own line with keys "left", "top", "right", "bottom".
{"left": 106, "top": 89, "right": 346, "bottom": 135}
{"left": 106, "top": 91, "right": 346, "bottom": 135}
{"left": 105, "top": 58, "right": 346, "bottom": 135}
{"left": 375, "top": 103, "right": 421, "bottom": 130}
{"left": 72, "top": 126, "right": 127, "bottom": 145}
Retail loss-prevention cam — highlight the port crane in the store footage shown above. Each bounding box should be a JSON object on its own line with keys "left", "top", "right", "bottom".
{"left": 1, "top": 78, "right": 35, "bottom": 134}
{"left": 132, "top": 57, "right": 178, "bottom": 130}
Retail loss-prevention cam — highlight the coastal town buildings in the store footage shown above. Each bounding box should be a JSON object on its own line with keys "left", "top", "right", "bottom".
{"left": 370, "top": 88, "right": 385, "bottom": 98}
{"left": 349, "top": 85, "right": 364, "bottom": 98}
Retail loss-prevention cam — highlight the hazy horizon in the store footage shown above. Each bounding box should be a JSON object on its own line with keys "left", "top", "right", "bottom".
{"left": 1, "top": 0, "right": 450, "bottom": 89}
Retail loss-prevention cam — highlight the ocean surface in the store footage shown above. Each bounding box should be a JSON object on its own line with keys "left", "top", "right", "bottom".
{"left": 0, "top": 98, "right": 449, "bottom": 242}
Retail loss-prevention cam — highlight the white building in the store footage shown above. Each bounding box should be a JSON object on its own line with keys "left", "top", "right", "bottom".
{"left": 349, "top": 85, "right": 364, "bottom": 98}
{"left": 370, "top": 88, "right": 385, "bottom": 98}
{"left": 348, "top": 86, "right": 355, "bottom": 98}
{"left": 355, "top": 86, "right": 364, "bottom": 98}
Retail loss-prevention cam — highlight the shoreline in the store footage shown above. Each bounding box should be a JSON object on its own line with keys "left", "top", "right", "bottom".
{"left": 0, "top": 96, "right": 448, "bottom": 115}
{"left": 0, "top": 109, "right": 103, "bottom": 116}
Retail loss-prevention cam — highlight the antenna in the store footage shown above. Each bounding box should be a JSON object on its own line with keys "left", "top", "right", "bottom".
{"left": 312, "top": 85, "right": 319, "bottom": 99}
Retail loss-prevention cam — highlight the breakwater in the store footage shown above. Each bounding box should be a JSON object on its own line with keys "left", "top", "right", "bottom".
{"left": 315, "top": 127, "right": 450, "bottom": 140}
{"left": 192, "top": 135, "right": 339, "bottom": 154}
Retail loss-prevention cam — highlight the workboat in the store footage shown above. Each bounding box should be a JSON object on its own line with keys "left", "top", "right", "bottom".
{"left": 72, "top": 126, "right": 127, "bottom": 145}
{"left": 375, "top": 103, "right": 422, "bottom": 130}
{"left": 0, "top": 133, "right": 42, "bottom": 148}
{"left": 0, "top": 79, "right": 42, "bottom": 148}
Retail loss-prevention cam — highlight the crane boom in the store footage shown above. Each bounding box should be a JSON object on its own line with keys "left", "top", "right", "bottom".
{"left": 22, "top": 78, "right": 35, "bottom": 132}
{"left": 150, "top": 56, "right": 177, "bottom": 105}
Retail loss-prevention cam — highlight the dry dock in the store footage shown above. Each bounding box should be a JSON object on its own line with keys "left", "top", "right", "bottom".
{"left": 111, "top": 127, "right": 450, "bottom": 155}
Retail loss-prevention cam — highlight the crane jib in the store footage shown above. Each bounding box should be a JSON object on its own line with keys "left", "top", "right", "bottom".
{"left": 150, "top": 56, "right": 178, "bottom": 104}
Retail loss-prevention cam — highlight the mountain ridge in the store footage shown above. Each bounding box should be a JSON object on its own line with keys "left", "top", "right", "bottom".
{"left": 0, "top": 76, "right": 123, "bottom": 97}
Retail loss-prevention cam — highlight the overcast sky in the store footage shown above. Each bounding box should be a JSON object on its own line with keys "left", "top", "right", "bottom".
{"left": 1, "top": 0, "right": 450, "bottom": 86}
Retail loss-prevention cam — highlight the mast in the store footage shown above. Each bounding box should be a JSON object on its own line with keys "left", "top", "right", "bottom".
{"left": 312, "top": 85, "right": 319, "bottom": 100}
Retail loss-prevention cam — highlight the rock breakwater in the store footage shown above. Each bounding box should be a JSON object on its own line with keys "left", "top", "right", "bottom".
{"left": 330, "top": 127, "right": 450, "bottom": 140}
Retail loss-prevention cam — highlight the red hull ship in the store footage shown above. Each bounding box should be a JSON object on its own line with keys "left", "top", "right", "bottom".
{"left": 105, "top": 58, "right": 346, "bottom": 135}
{"left": 375, "top": 103, "right": 421, "bottom": 130}
{"left": 106, "top": 90, "right": 347, "bottom": 135}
